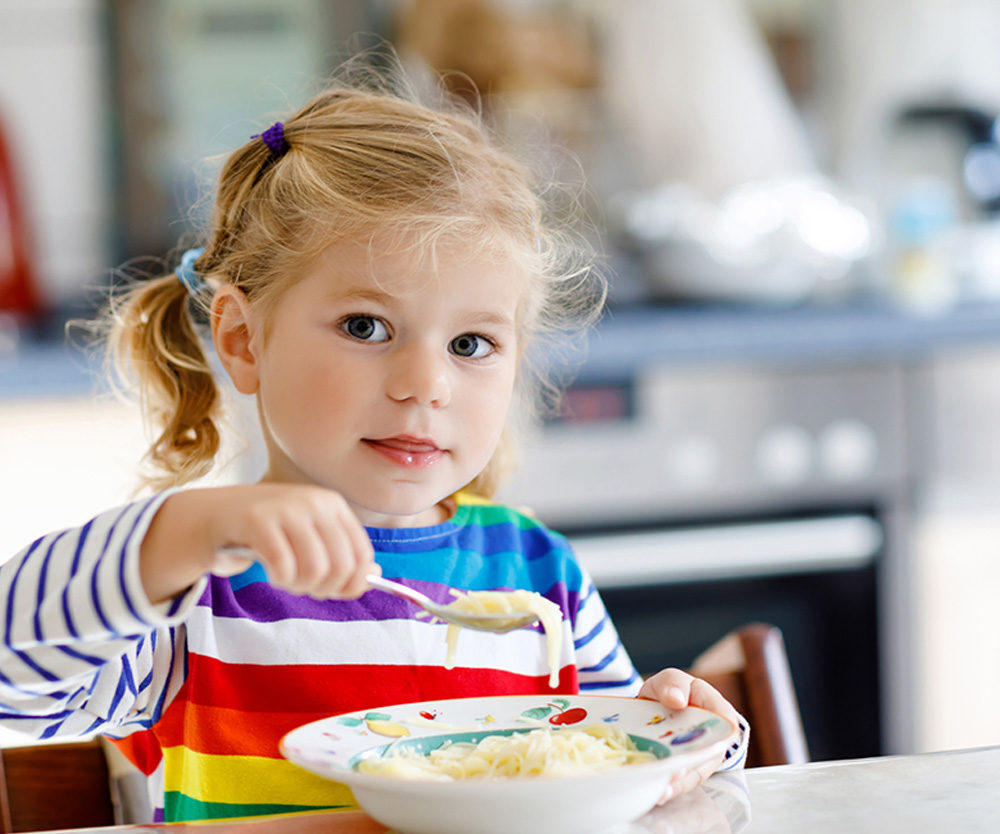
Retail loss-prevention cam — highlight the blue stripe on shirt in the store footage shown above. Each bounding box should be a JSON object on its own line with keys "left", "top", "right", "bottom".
{"left": 379, "top": 547, "right": 582, "bottom": 596}
{"left": 4, "top": 538, "right": 64, "bottom": 684}
{"left": 166, "top": 594, "right": 186, "bottom": 617}
{"left": 121, "top": 655, "right": 137, "bottom": 697}
{"left": 151, "top": 627, "right": 176, "bottom": 724}
{"left": 228, "top": 562, "right": 268, "bottom": 593}
{"left": 5, "top": 538, "right": 43, "bottom": 647}
{"left": 0, "top": 709, "right": 76, "bottom": 722}
{"left": 79, "top": 714, "right": 108, "bottom": 736}
{"left": 235, "top": 509, "right": 587, "bottom": 597}
{"left": 138, "top": 665, "right": 154, "bottom": 694}
{"left": 92, "top": 504, "right": 136, "bottom": 637}
{"left": 579, "top": 669, "right": 640, "bottom": 690}
{"left": 118, "top": 496, "right": 161, "bottom": 626}
{"left": 40, "top": 718, "right": 69, "bottom": 739}
{"left": 579, "top": 643, "right": 622, "bottom": 673}
{"left": 573, "top": 616, "right": 607, "bottom": 649}
{"left": 135, "top": 635, "right": 154, "bottom": 694}
{"left": 61, "top": 519, "right": 94, "bottom": 640}
{"left": 105, "top": 666, "right": 129, "bottom": 719}
{"left": 56, "top": 645, "right": 107, "bottom": 666}
{"left": 34, "top": 532, "right": 67, "bottom": 642}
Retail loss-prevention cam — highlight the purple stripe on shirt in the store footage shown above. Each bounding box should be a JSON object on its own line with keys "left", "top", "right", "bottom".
{"left": 203, "top": 576, "right": 578, "bottom": 633}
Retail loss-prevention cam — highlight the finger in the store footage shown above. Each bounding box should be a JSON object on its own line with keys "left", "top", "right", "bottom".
{"left": 639, "top": 669, "right": 695, "bottom": 710}
{"left": 279, "top": 520, "right": 331, "bottom": 593}
{"left": 339, "top": 511, "right": 378, "bottom": 592}
{"left": 689, "top": 753, "right": 723, "bottom": 787}
{"left": 688, "top": 678, "right": 742, "bottom": 727}
{"left": 246, "top": 523, "right": 298, "bottom": 588}
{"left": 663, "top": 754, "right": 720, "bottom": 802}
{"left": 208, "top": 546, "right": 255, "bottom": 578}
{"left": 313, "top": 513, "right": 373, "bottom": 599}
{"left": 312, "top": 521, "right": 363, "bottom": 598}
{"left": 656, "top": 769, "right": 685, "bottom": 805}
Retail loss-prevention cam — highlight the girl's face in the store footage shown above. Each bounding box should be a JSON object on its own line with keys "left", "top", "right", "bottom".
{"left": 216, "top": 236, "right": 524, "bottom": 528}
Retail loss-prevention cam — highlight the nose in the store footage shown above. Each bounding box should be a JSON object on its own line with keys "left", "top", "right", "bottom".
{"left": 385, "top": 340, "right": 451, "bottom": 407}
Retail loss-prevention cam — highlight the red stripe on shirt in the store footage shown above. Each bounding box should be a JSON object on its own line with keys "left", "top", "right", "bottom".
{"left": 119, "top": 653, "right": 579, "bottom": 763}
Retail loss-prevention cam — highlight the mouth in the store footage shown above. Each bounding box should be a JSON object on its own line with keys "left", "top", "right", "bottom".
{"left": 362, "top": 435, "right": 446, "bottom": 469}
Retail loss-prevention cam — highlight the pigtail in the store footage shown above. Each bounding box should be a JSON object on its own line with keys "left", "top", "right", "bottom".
{"left": 107, "top": 271, "right": 221, "bottom": 491}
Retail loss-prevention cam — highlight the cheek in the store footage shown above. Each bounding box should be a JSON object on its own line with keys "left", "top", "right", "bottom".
{"left": 260, "top": 348, "right": 364, "bottom": 428}
{"left": 469, "top": 368, "right": 517, "bottom": 436}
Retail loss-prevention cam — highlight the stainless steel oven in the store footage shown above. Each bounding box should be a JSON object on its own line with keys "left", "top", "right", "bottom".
{"left": 502, "top": 356, "right": 913, "bottom": 760}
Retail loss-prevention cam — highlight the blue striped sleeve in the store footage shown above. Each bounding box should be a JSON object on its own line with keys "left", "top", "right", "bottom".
{"left": 0, "top": 493, "right": 197, "bottom": 742}
{"left": 570, "top": 567, "right": 642, "bottom": 697}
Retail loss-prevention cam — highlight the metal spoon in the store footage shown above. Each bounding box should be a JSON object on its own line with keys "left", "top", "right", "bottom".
{"left": 217, "top": 547, "right": 539, "bottom": 633}
{"left": 366, "top": 574, "right": 540, "bottom": 633}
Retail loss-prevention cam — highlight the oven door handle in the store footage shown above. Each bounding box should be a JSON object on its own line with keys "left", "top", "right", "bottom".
{"left": 569, "top": 515, "right": 883, "bottom": 586}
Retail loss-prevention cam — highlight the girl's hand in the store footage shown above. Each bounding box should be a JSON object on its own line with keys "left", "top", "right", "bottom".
{"left": 638, "top": 668, "right": 743, "bottom": 804}
{"left": 141, "top": 484, "right": 377, "bottom": 604}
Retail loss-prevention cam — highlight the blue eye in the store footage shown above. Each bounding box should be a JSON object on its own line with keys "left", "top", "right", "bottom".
{"left": 450, "top": 333, "right": 493, "bottom": 358}
{"left": 343, "top": 316, "right": 389, "bottom": 342}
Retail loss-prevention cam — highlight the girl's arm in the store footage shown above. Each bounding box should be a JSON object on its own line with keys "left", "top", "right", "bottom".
{"left": 0, "top": 481, "right": 377, "bottom": 741}
{"left": 0, "top": 494, "right": 197, "bottom": 740}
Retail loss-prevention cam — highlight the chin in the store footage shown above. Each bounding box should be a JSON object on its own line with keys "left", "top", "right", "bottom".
{"left": 354, "top": 485, "right": 453, "bottom": 525}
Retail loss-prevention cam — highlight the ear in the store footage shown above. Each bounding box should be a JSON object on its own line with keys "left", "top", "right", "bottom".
{"left": 211, "top": 285, "right": 260, "bottom": 395}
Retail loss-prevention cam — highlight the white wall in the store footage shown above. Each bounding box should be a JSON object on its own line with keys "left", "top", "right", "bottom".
{"left": 0, "top": 0, "right": 110, "bottom": 306}
{"left": 910, "top": 347, "right": 1000, "bottom": 752}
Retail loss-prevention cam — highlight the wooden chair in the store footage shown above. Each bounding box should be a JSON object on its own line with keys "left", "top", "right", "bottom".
{"left": 691, "top": 622, "right": 810, "bottom": 767}
{"left": 0, "top": 739, "right": 116, "bottom": 833}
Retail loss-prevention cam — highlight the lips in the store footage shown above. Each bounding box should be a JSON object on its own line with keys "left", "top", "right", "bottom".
{"left": 363, "top": 435, "right": 446, "bottom": 468}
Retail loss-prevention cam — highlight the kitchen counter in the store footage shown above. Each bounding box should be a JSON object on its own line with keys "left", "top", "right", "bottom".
{"left": 570, "top": 299, "right": 1000, "bottom": 382}
{"left": 5, "top": 300, "right": 1000, "bottom": 399}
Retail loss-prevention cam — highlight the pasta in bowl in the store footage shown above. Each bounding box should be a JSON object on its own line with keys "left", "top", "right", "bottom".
{"left": 280, "top": 694, "right": 737, "bottom": 834}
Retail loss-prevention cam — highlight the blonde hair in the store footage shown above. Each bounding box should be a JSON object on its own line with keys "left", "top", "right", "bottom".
{"left": 106, "top": 65, "right": 605, "bottom": 496}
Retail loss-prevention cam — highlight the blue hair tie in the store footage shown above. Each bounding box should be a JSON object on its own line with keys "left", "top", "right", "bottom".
{"left": 175, "top": 247, "right": 207, "bottom": 294}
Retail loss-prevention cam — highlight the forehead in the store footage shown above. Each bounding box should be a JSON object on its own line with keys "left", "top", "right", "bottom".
{"left": 307, "top": 234, "right": 529, "bottom": 302}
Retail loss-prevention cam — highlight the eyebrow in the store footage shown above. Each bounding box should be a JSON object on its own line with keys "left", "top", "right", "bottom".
{"left": 330, "top": 288, "right": 517, "bottom": 330}
{"left": 334, "top": 287, "right": 394, "bottom": 305}
{"left": 462, "top": 311, "right": 517, "bottom": 330}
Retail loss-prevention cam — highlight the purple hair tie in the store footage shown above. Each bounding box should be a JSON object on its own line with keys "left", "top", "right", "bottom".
{"left": 255, "top": 121, "right": 289, "bottom": 158}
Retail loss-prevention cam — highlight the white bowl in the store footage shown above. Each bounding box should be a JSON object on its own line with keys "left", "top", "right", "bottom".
{"left": 280, "top": 694, "right": 737, "bottom": 834}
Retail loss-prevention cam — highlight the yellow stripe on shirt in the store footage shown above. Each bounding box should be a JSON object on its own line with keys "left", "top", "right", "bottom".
{"left": 161, "top": 745, "right": 355, "bottom": 808}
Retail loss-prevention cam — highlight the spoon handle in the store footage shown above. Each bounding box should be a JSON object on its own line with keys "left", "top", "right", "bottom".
{"left": 216, "top": 548, "right": 436, "bottom": 607}
{"left": 365, "top": 574, "right": 437, "bottom": 608}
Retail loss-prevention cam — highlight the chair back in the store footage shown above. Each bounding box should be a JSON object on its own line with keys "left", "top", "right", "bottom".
{"left": 691, "top": 622, "right": 810, "bottom": 767}
{"left": 0, "top": 739, "right": 116, "bottom": 833}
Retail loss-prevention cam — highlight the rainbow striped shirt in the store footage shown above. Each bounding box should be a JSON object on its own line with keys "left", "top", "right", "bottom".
{"left": 0, "top": 491, "right": 641, "bottom": 822}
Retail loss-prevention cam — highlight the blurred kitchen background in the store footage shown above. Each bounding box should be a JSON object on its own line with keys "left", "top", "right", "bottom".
{"left": 3, "top": 0, "right": 1000, "bottom": 762}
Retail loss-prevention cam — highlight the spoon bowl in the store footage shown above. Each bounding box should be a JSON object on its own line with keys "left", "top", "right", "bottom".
{"left": 365, "top": 574, "right": 540, "bottom": 633}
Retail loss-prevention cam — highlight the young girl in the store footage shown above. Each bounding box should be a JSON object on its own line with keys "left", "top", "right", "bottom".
{"left": 0, "top": 72, "right": 746, "bottom": 823}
